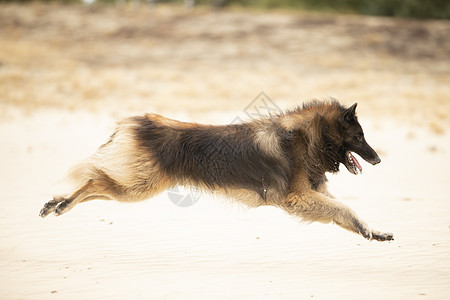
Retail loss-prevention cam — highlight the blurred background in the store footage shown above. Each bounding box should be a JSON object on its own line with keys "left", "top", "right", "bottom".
{"left": 1, "top": 0, "right": 449, "bottom": 124}
{"left": 1, "top": 1, "right": 449, "bottom": 299}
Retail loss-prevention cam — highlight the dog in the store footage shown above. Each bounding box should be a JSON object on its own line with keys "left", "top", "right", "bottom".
{"left": 39, "top": 100, "right": 393, "bottom": 242}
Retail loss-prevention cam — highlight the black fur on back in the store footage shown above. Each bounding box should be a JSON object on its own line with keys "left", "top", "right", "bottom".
{"left": 134, "top": 117, "right": 293, "bottom": 200}
{"left": 132, "top": 100, "right": 353, "bottom": 200}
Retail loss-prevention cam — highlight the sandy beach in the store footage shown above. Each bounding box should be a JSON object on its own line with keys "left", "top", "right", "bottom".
{"left": 0, "top": 3, "right": 449, "bottom": 299}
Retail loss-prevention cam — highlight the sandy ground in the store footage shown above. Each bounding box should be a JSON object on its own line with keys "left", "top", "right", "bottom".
{"left": 1, "top": 3, "right": 450, "bottom": 299}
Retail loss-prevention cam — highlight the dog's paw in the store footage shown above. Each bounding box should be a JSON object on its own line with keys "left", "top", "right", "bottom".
{"left": 354, "top": 220, "right": 393, "bottom": 242}
{"left": 54, "top": 200, "right": 71, "bottom": 216}
{"left": 371, "top": 231, "right": 394, "bottom": 242}
{"left": 39, "top": 196, "right": 69, "bottom": 218}
{"left": 39, "top": 199, "right": 60, "bottom": 218}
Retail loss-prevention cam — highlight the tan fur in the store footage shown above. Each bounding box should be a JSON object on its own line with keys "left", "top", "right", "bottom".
{"left": 278, "top": 191, "right": 391, "bottom": 240}
{"left": 147, "top": 113, "right": 195, "bottom": 129}
{"left": 215, "top": 188, "right": 264, "bottom": 208}
{"left": 279, "top": 114, "right": 304, "bottom": 131}
{"left": 254, "top": 121, "right": 282, "bottom": 158}
{"left": 70, "top": 118, "right": 173, "bottom": 199}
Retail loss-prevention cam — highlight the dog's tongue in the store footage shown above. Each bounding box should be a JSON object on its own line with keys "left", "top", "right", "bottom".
{"left": 350, "top": 152, "right": 363, "bottom": 174}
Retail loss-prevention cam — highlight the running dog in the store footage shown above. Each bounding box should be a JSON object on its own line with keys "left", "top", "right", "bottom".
{"left": 40, "top": 100, "right": 393, "bottom": 241}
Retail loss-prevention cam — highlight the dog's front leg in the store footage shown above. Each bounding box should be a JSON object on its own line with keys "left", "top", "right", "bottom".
{"left": 280, "top": 191, "right": 393, "bottom": 242}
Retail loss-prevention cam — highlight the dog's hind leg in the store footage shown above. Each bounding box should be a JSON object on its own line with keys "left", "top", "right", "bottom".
{"left": 280, "top": 191, "right": 393, "bottom": 242}
{"left": 39, "top": 178, "right": 117, "bottom": 218}
{"left": 40, "top": 170, "right": 171, "bottom": 217}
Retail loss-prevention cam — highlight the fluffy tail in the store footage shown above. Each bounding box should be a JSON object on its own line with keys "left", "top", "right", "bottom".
{"left": 66, "top": 158, "right": 99, "bottom": 187}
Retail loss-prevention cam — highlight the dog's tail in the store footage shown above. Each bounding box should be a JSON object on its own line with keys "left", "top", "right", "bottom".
{"left": 64, "top": 131, "right": 116, "bottom": 187}
{"left": 65, "top": 158, "right": 98, "bottom": 187}
{"left": 65, "top": 117, "right": 145, "bottom": 189}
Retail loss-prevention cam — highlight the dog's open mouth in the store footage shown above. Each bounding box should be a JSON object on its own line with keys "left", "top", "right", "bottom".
{"left": 345, "top": 151, "right": 362, "bottom": 175}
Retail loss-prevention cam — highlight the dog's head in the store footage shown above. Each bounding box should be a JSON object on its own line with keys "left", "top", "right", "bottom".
{"left": 339, "top": 103, "right": 381, "bottom": 175}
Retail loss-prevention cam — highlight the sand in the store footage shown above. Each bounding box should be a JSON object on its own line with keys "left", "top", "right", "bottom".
{"left": 0, "top": 3, "right": 449, "bottom": 299}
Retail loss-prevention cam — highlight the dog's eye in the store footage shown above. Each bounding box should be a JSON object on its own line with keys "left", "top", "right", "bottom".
{"left": 356, "top": 135, "right": 363, "bottom": 142}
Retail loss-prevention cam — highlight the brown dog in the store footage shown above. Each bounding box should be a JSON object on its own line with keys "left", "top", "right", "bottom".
{"left": 40, "top": 100, "right": 393, "bottom": 242}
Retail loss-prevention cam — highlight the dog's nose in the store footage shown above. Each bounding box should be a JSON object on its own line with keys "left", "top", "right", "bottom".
{"left": 372, "top": 156, "right": 381, "bottom": 165}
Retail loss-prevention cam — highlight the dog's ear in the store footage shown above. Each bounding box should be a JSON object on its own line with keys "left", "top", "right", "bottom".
{"left": 343, "top": 103, "right": 358, "bottom": 124}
